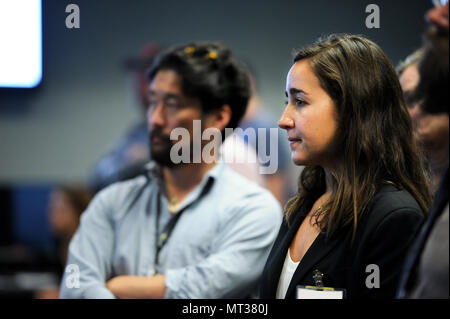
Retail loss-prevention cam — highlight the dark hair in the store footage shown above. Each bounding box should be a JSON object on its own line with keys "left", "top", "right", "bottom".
{"left": 413, "top": 27, "right": 449, "bottom": 115}
{"left": 147, "top": 42, "right": 251, "bottom": 130}
{"left": 285, "top": 34, "right": 432, "bottom": 240}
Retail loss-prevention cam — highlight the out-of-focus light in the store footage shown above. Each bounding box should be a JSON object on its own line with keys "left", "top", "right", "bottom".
{"left": 432, "top": 0, "right": 449, "bottom": 7}
{"left": 0, "top": 0, "right": 42, "bottom": 88}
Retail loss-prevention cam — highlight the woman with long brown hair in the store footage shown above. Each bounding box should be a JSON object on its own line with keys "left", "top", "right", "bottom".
{"left": 260, "top": 34, "right": 432, "bottom": 299}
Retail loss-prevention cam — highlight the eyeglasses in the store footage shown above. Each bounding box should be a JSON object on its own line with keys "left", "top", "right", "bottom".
{"left": 147, "top": 92, "right": 186, "bottom": 117}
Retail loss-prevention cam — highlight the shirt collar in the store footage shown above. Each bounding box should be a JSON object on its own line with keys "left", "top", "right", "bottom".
{"left": 144, "top": 158, "right": 225, "bottom": 213}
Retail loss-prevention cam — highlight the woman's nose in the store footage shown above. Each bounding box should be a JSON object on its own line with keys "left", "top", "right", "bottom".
{"left": 278, "top": 105, "right": 294, "bottom": 130}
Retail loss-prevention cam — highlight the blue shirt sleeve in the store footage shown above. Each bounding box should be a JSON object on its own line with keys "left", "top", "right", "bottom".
{"left": 59, "top": 188, "right": 116, "bottom": 299}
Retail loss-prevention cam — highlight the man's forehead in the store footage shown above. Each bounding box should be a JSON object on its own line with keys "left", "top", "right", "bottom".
{"left": 148, "top": 71, "right": 202, "bottom": 109}
{"left": 149, "top": 69, "right": 183, "bottom": 95}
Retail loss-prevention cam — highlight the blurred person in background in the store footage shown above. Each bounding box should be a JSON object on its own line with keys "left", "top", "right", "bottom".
{"left": 89, "top": 43, "right": 161, "bottom": 193}
{"left": 397, "top": 0, "right": 449, "bottom": 299}
{"left": 236, "top": 71, "right": 292, "bottom": 205}
{"left": 48, "top": 186, "right": 93, "bottom": 266}
{"left": 89, "top": 43, "right": 270, "bottom": 194}
{"left": 398, "top": 47, "right": 448, "bottom": 194}
{"left": 60, "top": 42, "right": 281, "bottom": 299}
{"left": 35, "top": 186, "right": 92, "bottom": 299}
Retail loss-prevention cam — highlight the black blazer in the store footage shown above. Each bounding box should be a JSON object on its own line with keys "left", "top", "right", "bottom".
{"left": 260, "top": 185, "right": 424, "bottom": 299}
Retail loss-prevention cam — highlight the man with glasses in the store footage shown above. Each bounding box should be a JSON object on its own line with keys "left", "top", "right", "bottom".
{"left": 60, "top": 42, "right": 282, "bottom": 299}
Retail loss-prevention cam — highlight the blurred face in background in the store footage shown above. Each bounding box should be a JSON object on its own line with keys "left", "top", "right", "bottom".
{"left": 400, "top": 64, "right": 449, "bottom": 153}
{"left": 48, "top": 190, "right": 80, "bottom": 239}
{"left": 147, "top": 69, "right": 204, "bottom": 167}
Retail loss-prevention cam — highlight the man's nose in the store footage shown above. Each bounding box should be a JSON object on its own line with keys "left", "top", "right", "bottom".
{"left": 147, "top": 103, "right": 166, "bottom": 128}
{"left": 278, "top": 105, "right": 294, "bottom": 130}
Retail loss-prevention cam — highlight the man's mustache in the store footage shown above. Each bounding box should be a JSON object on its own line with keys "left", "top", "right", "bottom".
{"left": 150, "top": 129, "right": 172, "bottom": 143}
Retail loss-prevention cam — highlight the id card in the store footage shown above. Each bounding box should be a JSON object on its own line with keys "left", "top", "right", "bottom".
{"left": 296, "top": 285, "right": 346, "bottom": 299}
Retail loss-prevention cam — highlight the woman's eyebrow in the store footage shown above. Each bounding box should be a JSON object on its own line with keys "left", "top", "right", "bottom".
{"left": 286, "top": 88, "right": 308, "bottom": 96}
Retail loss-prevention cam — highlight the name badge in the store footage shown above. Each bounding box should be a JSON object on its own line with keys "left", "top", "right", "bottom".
{"left": 296, "top": 285, "right": 346, "bottom": 299}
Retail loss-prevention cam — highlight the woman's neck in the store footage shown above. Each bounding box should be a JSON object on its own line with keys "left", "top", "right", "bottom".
{"left": 308, "top": 167, "right": 335, "bottom": 215}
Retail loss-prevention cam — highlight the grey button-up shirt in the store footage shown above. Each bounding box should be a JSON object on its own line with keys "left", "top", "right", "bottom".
{"left": 60, "top": 160, "right": 282, "bottom": 298}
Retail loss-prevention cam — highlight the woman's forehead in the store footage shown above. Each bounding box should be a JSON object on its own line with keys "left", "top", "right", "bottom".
{"left": 286, "top": 60, "right": 319, "bottom": 93}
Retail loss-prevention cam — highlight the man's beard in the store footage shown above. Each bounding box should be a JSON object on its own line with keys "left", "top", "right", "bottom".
{"left": 149, "top": 123, "right": 214, "bottom": 167}
{"left": 149, "top": 129, "right": 177, "bottom": 168}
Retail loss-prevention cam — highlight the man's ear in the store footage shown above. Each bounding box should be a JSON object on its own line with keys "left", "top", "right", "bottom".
{"left": 204, "top": 105, "right": 232, "bottom": 131}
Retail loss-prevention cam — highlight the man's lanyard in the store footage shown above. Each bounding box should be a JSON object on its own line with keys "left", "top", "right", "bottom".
{"left": 150, "top": 178, "right": 214, "bottom": 276}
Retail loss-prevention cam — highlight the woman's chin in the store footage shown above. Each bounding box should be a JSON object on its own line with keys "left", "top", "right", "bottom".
{"left": 291, "top": 156, "right": 309, "bottom": 166}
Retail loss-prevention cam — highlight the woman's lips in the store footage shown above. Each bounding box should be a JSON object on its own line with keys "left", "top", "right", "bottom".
{"left": 288, "top": 137, "right": 302, "bottom": 146}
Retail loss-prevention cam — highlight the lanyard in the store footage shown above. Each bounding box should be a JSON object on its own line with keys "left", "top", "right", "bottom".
{"left": 152, "top": 190, "right": 188, "bottom": 275}
{"left": 150, "top": 178, "right": 214, "bottom": 276}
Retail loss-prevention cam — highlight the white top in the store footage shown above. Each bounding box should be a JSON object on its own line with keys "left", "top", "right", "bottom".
{"left": 276, "top": 248, "right": 300, "bottom": 299}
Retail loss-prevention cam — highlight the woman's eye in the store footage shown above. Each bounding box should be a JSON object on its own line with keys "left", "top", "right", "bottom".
{"left": 284, "top": 100, "right": 288, "bottom": 106}
{"left": 295, "top": 99, "right": 306, "bottom": 107}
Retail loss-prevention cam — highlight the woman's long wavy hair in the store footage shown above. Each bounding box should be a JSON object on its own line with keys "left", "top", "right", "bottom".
{"left": 285, "top": 34, "right": 432, "bottom": 240}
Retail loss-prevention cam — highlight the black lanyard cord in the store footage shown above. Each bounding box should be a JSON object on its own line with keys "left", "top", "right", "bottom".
{"left": 151, "top": 177, "right": 214, "bottom": 275}
{"left": 154, "top": 192, "right": 189, "bottom": 271}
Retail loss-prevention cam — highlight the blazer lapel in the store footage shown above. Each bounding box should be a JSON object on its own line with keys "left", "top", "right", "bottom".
{"left": 284, "top": 228, "right": 343, "bottom": 298}
{"left": 262, "top": 205, "right": 308, "bottom": 298}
